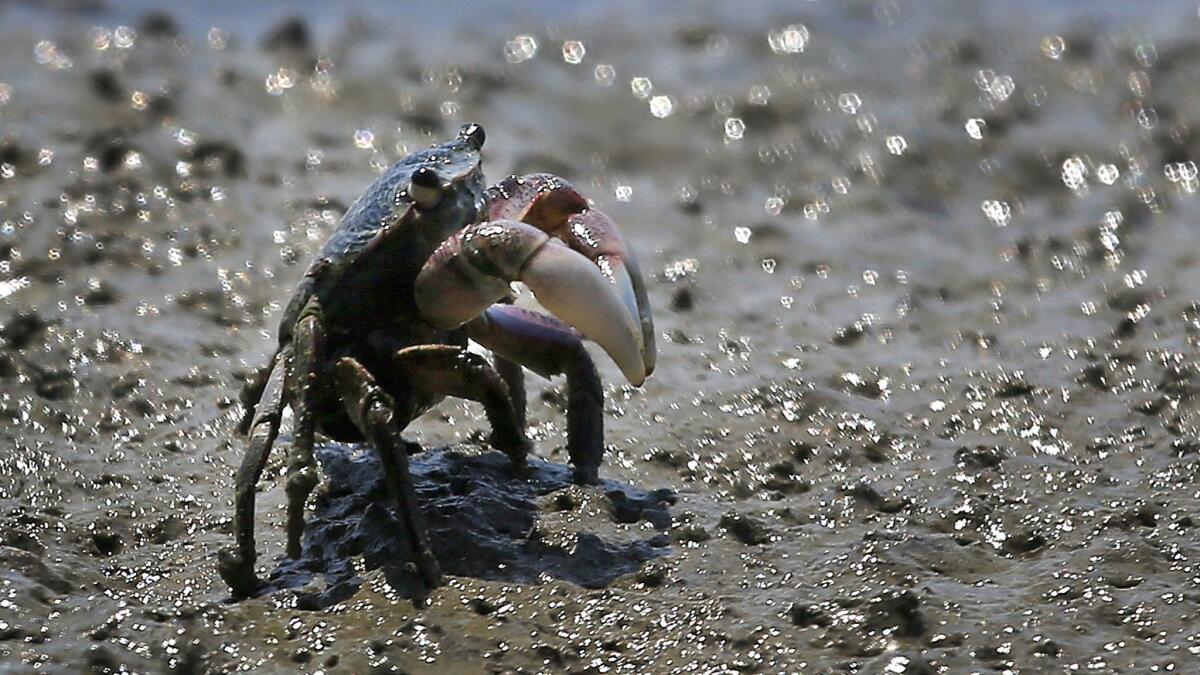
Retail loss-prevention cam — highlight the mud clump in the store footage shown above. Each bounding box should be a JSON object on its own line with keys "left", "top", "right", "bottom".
{"left": 719, "top": 511, "right": 772, "bottom": 545}
{"left": 256, "top": 445, "right": 673, "bottom": 607}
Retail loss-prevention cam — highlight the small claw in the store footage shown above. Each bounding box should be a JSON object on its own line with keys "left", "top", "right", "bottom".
{"left": 414, "top": 223, "right": 527, "bottom": 330}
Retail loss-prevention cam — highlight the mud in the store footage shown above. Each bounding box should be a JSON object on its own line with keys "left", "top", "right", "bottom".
{"left": 267, "top": 444, "right": 674, "bottom": 609}
{"left": 2, "top": 0, "right": 1200, "bottom": 672}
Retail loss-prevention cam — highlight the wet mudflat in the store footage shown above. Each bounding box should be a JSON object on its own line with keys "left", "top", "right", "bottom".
{"left": 2, "top": 0, "right": 1200, "bottom": 672}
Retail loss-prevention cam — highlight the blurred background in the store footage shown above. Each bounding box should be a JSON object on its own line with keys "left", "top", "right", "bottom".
{"left": 3, "top": 0, "right": 1200, "bottom": 672}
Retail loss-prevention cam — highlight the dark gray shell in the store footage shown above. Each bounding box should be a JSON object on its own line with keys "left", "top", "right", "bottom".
{"left": 277, "top": 133, "right": 485, "bottom": 343}
{"left": 317, "top": 142, "right": 481, "bottom": 270}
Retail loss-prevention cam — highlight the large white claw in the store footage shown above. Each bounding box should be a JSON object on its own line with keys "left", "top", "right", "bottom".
{"left": 415, "top": 220, "right": 650, "bottom": 386}
{"left": 523, "top": 240, "right": 648, "bottom": 386}
{"left": 564, "top": 209, "right": 656, "bottom": 379}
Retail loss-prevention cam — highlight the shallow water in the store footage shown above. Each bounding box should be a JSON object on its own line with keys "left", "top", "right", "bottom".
{"left": 3, "top": 1, "right": 1200, "bottom": 672}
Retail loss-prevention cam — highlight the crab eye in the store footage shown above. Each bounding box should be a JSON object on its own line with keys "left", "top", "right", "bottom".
{"left": 410, "top": 167, "right": 443, "bottom": 209}
{"left": 458, "top": 123, "right": 485, "bottom": 150}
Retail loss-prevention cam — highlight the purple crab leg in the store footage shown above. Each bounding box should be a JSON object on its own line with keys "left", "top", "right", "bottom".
{"left": 468, "top": 305, "right": 604, "bottom": 483}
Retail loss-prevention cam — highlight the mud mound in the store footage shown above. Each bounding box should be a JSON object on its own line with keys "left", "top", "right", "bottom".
{"left": 261, "top": 445, "right": 674, "bottom": 607}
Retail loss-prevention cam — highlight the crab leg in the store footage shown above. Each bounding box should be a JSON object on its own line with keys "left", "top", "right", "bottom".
{"left": 494, "top": 352, "right": 526, "bottom": 431}
{"left": 468, "top": 305, "right": 604, "bottom": 483}
{"left": 218, "top": 344, "right": 290, "bottom": 598}
{"left": 487, "top": 173, "right": 656, "bottom": 376}
{"left": 236, "top": 347, "right": 280, "bottom": 435}
{"left": 390, "top": 344, "right": 530, "bottom": 466}
{"left": 333, "top": 358, "right": 442, "bottom": 588}
{"left": 284, "top": 303, "right": 324, "bottom": 560}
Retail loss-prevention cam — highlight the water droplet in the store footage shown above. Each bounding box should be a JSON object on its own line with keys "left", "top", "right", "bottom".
{"left": 594, "top": 64, "right": 615, "bottom": 86}
{"left": 725, "top": 117, "right": 745, "bottom": 140}
{"left": 354, "top": 129, "right": 376, "bottom": 150}
{"left": 1041, "top": 35, "right": 1065, "bottom": 59}
{"left": 734, "top": 226, "right": 752, "bottom": 244}
{"left": 207, "top": 27, "right": 229, "bottom": 50}
{"left": 1165, "top": 161, "right": 1198, "bottom": 192}
{"left": 114, "top": 26, "right": 137, "bottom": 49}
{"left": 562, "top": 40, "right": 586, "bottom": 65}
{"left": 0, "top": 83, "right": 12, "bottom": 106}
{"left": 649, "top": 95, "right": 673, "bottom": 118}
{"left": 0, "top": 277, "right": 30, "bottom": 300}
{"left": 886, "top": 135, "right": 907, "bottom": 155}
{"left": 1061, "top": 156, "right": 1088, "bottom": 191}
{"left": 768, "top": 24, "right": 808, "bottom": 54}
{"left": 89, "top": 27, "right": 111, "bottom": 51}
{"left": 764, "top": 196, "right": 784, "bottom": 215}
{"left": 1134, "top": 42, "right": 1158, "bottom": 68}
{"left": 748, "top": 85, "right": 771, "bottom": 105}
{"left": 663, "top": 258, "right": 699, "bottom": 281}
{"left": 1136, "top": 106, "right": 1158, "bottom": 129}
{"left": 1127, "top": 71, "right": 1151, "bottom": 97}
{"left": 614, "top": 184, "right": 633, "bottom": 201}
{"left": 837, "top": 92, "right": 861, "bottom": 114}
{"left": 265, "top": 67, "right": 296, "bottom": 95}
{"left": 981, "top": 199, "right": 1011, "bottom": 226}
{"left": 504, "top": 35, "right": 538, "bottom": 63}
{"left": 965, "top": 118, "right": 986, "bottom": 140}
{"left": 988, "top": 74, "right": 1015, "bottom": 101}
{"left": 630, "top": 77, "right": 653, "bottom": 99}
{"left": 34, "top": 41, "right": 72, "bottom": 69}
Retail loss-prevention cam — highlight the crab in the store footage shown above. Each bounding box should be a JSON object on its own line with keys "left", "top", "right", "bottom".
{"left": 217, "top": 124, "right": 656, "bottom": 597}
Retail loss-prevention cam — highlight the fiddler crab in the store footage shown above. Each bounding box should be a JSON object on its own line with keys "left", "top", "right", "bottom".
{"left": 218, "top": 124, "right": 656, "bottom": 597}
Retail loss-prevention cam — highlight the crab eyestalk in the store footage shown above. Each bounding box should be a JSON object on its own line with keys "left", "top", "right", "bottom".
{"left": 416, "top": 220, "right": 653, "bottom": 386}
{"left": 410, "top": 166, "right": 443, "bottom": 209}
{"left": 457, "top": 123, "right": 486, "bottom": 150}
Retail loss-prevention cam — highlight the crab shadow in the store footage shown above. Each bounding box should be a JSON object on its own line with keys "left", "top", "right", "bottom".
{"left": 261, "top": 443, "right": 675, "bottom": 609}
